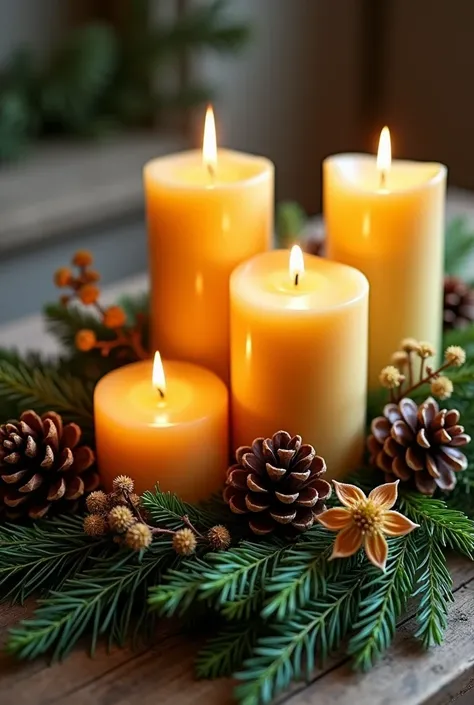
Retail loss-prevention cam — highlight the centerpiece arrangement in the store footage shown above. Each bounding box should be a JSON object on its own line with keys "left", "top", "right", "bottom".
{"left": 1, "top": 108, "right": 474, "bottom": 705}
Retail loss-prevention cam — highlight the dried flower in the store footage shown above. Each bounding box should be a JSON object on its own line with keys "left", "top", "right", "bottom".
{"left": 207, "top": 525, "right": 232, "bottom": 551}
{"left": 54, "top": 267, "right": 73, "bottom": 288}
{"left": 418, "top": 342, "right": 436, "bottom": 359}
{"left": 317, "top": 481, "right": 418, "bottom": 571}
{"left": 129, "top": 493, "right": 141, "bottom": 508}
{"left": 78, "top": 284, "right": 100, "bottom": 305}
{"left": 125, "top": 522, "right": 152, "bottom": 551}
{"left": 108, "top": 505, "right": 135, "bottom": 533}
{"left": 84, "top": 514, "right": 108, "bottom": 537}
{"left": 172, "top": 528, "right": 197, "bottom": 556}
{"left": 83, "top": 269, "right": 100, "bottom": 283}
{"left": 86, "top": 490, "right": 109, "bottom": 514}
{"left": 400, "top": 338, "right": 421, "bottom": 353}
{"left": 445, "top": 345, "right": 466, "bottom": 367}
{"left": 75, "top": 329, "right": 97, "bottom": 352}
{"left": 73, "top": 250, "right": 94, "bottom": 268}
{"left": 391, "top": 351, "right": 408, "bottom": 367}
{"left": 430, "top": 376, "right": 454, "bottom": 400}
{"left": 112, "top": 475, "right": 134, "bottom": 494}
{"left": 60, "top": 295, "right": 71, "bottom": 306}
{"left": 103, "top": 305, "right": 127, "bottom": 329}
{"left": 379, "top": 365, "right": 405, "bottom": 389}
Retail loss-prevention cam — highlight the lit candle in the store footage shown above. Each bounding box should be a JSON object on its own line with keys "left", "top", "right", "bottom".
{"left": 94, "top": 352, "right": 229, "bottom": 501}
{"left": 144, "top": 106, "right": 274, "bottom": 385}
{"left": 324, "top": 128, "right": 447, "bottom": 386}
{"left": 230, "top": 248, "right": 369, "bottom": 479}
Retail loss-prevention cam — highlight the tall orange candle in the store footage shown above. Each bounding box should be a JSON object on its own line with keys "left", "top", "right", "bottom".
{"left": 230, "top": 248, "right": 369, "bottom": 479}
{"left": 144, "top": 107, "right": 274, "bottom": 385}
{"left": 94, "top": 353, "right": 228, "bottom": 502}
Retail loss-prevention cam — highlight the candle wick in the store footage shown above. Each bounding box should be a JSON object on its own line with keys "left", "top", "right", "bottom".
{"left": 207, "top": 162, "right": 215, "bottom": 180}
{"left": 379, "top": 170, "right": 386, "bottom": 189}
{"left": 157, "top": 387, "right": 165, "bottom": 400}
{"left": 294, "top": 273, "right": 299, "bottom": 287}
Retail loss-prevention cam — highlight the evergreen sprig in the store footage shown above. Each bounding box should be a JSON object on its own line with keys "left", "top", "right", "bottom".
{"left": 348, "top": 535, "right": 418, "bottom": 671}
{"left": 196, "top": 621, "right": 259, "bottom": 679}
{"left": 141, "top": 487, "right": 227, "bottom": 531}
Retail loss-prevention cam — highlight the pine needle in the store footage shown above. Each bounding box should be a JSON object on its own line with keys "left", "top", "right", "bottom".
{"left": 196, "top": 621, "right": 259, "bottom": 679}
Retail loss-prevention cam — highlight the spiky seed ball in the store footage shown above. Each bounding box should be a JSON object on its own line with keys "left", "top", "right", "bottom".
{"left": 108, "top": 505, "right": 135, "bottom": 533}
{"left": 103, "top": 306, "right": 127, "bottom": 329}
{"left": 75, "top": 329, "right": 97, "bottom": 352}
{"left": 73, "top": 250, "right": 93, "bottom": 268}
{"left": 207, "top": 525, "right": 231, "bottom": 551}
{"left": 129, "top": 493, "right": 141, "bottom": 508}
{"left": 172, "top": 528, "right": 197, "bottom": 556}
{"left": 86, "top": 490, "right": 109, "bottom": 514}
{"left": 418, "top": 342, "right": 436, "bottom": 359}
{"left": 400, "top": 338, "right": 420, "bottom": 353}
{"left": 78, "top": 284, "right": 100, "bottom": 305}
{"left": 54, "top": 267, "right": 73, "bottom": 288}
{"left": 112, "top": 475, "right": 134, "bottom": 494}
{"left": 125, "top": 523, "right": 152, "bottom": 551}
{"left": 84, "top": 514, "right": 108, "bottom": 537}
{"left": 445, "top": 345, "right": 466, "bottom": 367}
{"left": 430, "top": 376, "right": 454, "bottom": 400}
{"left": 379, "top": 365, "right": 405, "bottom": 389}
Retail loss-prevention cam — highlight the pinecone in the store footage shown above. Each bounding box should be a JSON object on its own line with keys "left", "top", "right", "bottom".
{"left": 368, "top": 397, "right": 471, "bottom": 495}
{"left": 224, "top": 430, "right": 331, "bottom": 535}
{"left": 0, "top": 410, "right": 99, "bottom": 520}
{"left": 444, "top": 275, "right": 474, "bottom": 329}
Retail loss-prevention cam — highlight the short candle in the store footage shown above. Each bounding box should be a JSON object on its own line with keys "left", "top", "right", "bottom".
{"left": 144, "top": 106, "right": 274, "bottom": 385}
{"left": 94, "top": 353, "right": 229, "bottom": 502}
{"left": 230, "top": 248, "right": 369, "bottom": 479}
{"left": 324, "top": 128, "right": 447, "bottom": 386}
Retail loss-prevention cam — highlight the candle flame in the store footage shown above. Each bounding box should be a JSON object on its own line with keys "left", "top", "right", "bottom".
{"left": 152, "top": 351, "right": 166, "bottom": 398}
{"left": 376, "top": 126, "right": 391, "bottom": 175}
{"left": 202, "top": 105, "right": 217, "bottom": 176}
{"left": 289, "top": 245, "right": 304, "bottom": 286}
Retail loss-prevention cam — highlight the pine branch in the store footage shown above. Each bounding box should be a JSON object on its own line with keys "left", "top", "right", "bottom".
{"left": 0, "top": 361, "right": 94, "bottom": 431}
{"left": 400, "top": 492, "right": 474, "bottom": 557}
{"left": 262, "top": 527, "right": 353, "bottom": 621}
{"left": 196, "top": 621, "right": 259, "bottom": 679}
{"left": 149, "top": 540, "right": 286, "bottom": 619}
{"left": 445, "top": 216, "right": 474, "bottom": 278}
{"left": 44, "top": 302, "right": 113, "bottom": 350}
{"left": 7, "top": 539, "right": 174, "bottom": 661}
{"left": 141, "top": 487, "right": 229, "bottom": 531}
{"left": 0, "top": 515, "right": 107, "bottom": 603}
{"left": 348, "top": 534, "right": 418, "bottom": 671}
{"left": 235, "top": 575, "right": 360, "bottom": 705}
{"left": 412, "top": 526, "right": 453, "bottom": 648}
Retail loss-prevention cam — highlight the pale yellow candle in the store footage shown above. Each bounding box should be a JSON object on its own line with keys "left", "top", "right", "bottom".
{"left": 144, "top": 107, "right": 274, "bottom": 385}
{"left": 230, "top": 248, "right": 369, "bottom": 479}
{"left": 94, "top": 353, "right": 228, "bottom": 502}
{"left": 324, "top": 128, "right": 447, "bottom": 387}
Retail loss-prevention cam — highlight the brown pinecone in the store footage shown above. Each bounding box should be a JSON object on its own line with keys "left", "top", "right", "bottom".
{"left": 224, "top": 430, "right": 331, "bottom": 535}
{"left": 444, "top": 275, "right": 474, "bottom": 329}
{"left": 368, "top": 397, "right": 471, "bottom": 495}
{"left": 0, "top": 410, "right": 99, "bottom": 520}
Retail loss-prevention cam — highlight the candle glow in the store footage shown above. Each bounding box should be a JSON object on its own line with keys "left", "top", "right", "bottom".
{"left": 202, "top": 105, "right": 217, "bottom": 177}
{"left": 289, "top": 245, "right": 304, "bottom": 286}
{"left": 152, "top": 351, "right": 166, "bottom": 399}
{"left": 376, "top": 127, "right": 391, "bottom": 187}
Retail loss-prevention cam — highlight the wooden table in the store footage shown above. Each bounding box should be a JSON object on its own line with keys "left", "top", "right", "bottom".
{"left": 0, "top": 556, "right": 473, "bottom": 705}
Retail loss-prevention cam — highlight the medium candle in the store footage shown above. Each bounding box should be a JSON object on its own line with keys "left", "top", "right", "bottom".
{"left": 324, "top": 128, "right": 447, "bottom": 387}
{"left": 144, "top": 107, "right": 274, "bottom": 385}
{"left": 94, "top": 353, "right": 229, "bottom": 502}
{"left": 230, "top": 248, "right": 369, "bottom": 480}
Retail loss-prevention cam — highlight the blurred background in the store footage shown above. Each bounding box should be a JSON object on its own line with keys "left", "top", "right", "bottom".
{"left": 0, "top": 0, "right": 474, "bottom": 323}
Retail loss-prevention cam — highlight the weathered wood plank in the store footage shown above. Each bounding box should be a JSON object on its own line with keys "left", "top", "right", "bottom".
{"left": 0, "top": 558, "right": 473, "bottom": 705}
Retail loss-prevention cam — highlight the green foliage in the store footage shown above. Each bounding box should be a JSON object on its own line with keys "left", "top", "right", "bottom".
{"left": 0, "top": 516, "right": 107, "bottom": 603}
{"left": 235, "top": 576, "right": 360, "bottom": 705}
{"left": 141, "top": 487, "right": 226, "bottom": 531}
{"left": 348, "top": 535, "right": 418, "bottom": 670}
{"left": 196, "top": 621, "right": 259, "bottom": 679}
{"left": 412, "top": 527, "right": 453, "bottom": 648}
{"left": 6, "top": 539, "right": 174, "bottom": 660}
{"left": 44, "top": 303, "right": 113, "bottom": 351}
{"left": 0, "top": 0, "right": 250, "bottom": 161}
{"left": 275, "top": 201, "right": 307, "bottom": 249}
{"left": 445, "top": 216, "right": 474, "bottom": 280}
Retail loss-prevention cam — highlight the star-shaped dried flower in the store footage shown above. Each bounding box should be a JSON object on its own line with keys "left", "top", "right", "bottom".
{"left": 317, "top": 480, "right": 418, "bottom": 571}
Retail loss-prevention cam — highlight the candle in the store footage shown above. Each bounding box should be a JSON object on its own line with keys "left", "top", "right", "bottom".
{"left": 94, "top": 353, "right": 229, "bottom": 501}
{"left": 324, "top": 128, "right": 447, "bottom": 387}
{"left": 230, "top": 248, "right": 369, "bottom": 479}
{"left": 144, "top": 106, "right": 274, "bottom": 385}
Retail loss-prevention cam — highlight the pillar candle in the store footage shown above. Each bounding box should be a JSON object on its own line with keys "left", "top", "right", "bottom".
{"left": 94, "top": 354, "right": 228, "bottom": 502}
{"left": 230, "top": 248, "right": 369, "bottom": 479}
{"left": 144, "top": 108, "right": 274, "bottom": 385}
{"left": 324, "top": 129, "right": 447, "bottom": 387}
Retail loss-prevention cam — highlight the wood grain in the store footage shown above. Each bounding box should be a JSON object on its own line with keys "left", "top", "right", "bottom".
{"left": 0, "top": 559, "right": 473, "bottom": 705}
